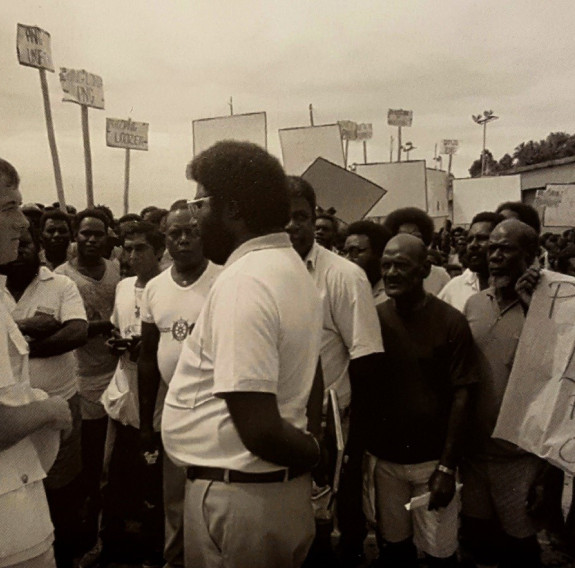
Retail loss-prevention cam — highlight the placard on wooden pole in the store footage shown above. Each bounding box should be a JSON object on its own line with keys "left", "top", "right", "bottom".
{"left": 59, "top": 68, "right": 105, "bottom": 208}
{"left": 106, "top": 118, "right": 149, "bottom": 215}
{"left": 17, "top": 24, "right": 67, "bottom": 212}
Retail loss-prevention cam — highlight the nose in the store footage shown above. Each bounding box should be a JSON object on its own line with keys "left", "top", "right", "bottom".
{"left": 286, "top": 219, "right": 296, "bottom": 232}
{"left": 15, "top": 210, "right": 28, "bottom": 231}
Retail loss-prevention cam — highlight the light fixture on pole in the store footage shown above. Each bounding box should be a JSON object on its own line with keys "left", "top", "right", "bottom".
{"left": 402, "top": 141, "right": 416, "bottom": 161}
{"left": 472, "top": 110, "right": 498, "bottom": 176}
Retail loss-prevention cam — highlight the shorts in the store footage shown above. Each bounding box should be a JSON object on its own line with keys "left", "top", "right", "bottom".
{"left": 372, "top": 457, "right": 459, "bottom": 558}
{"left": 460, "top": 453, "right": 544, "bottom": 539}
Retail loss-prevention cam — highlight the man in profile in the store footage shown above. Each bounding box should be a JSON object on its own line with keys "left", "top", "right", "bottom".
{"left": 162, "top": 141, "right": 323, "bottom": 568}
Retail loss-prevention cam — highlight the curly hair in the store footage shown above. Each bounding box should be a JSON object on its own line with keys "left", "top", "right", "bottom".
{"left": 383, "top": 207, "right": 435, "bottom": 246}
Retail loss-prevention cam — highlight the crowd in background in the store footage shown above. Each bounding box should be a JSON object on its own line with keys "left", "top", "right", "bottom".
{"left": 2, "top": 144, "right": 575, "bottom": 568}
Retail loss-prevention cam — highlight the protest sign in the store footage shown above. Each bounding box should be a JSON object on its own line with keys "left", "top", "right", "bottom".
{"left": 536, "top": 184, "right": 575, "bottom": 227}
{"left": 17, "top": 24, "right": 54, "bottom": 72}
{"left": 302, "top": 158, "right": 385, "bottom": 224}
{"left": 279, "top": 124, "right": 344, "bottom": 175}
{"left": 440, "top": 139, "right": 459, "bottom": 155}
{"left": 106, "top": 119, "right": 149, "bottom": 151}
{"left": 193, "top": 112, "right": 266, "bottom": 156}
{"left": 493, "top": 270, "right": 575, "bottom": 474}
{"left": 387, "top": 109, "right": 413, "bottom": 127}
{"left": 59, "top": 68, "right": 105, "bottom": 109}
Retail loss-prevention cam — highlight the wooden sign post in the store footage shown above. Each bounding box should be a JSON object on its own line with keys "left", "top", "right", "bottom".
{"left": 59, "top": 68, "right": 104, "bottom": 207}
{"left": 440, "top": 139, "right": 460, "bottom": 176}
{"left": 106, "top": 118, "right": 149, "bottom": 215}
{"left": 388, "top": 109, "right": 413, "bottom": 162}
{"left": 16, "top": 24, "right": 67, "bottom": 211}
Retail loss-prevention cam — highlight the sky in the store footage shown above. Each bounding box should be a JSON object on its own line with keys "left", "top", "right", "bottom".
{"left": 1, "top": 0, "right": 575, "bottom": 216}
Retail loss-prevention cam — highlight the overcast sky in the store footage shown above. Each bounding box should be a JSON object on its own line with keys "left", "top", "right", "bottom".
{"left": 1, "top": 1, "right": 574, "bottom": 215}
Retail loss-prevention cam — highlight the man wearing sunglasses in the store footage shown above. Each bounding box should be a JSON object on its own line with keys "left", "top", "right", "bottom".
{"left": 162, "top": 141, "right": 324, "bottom": 568}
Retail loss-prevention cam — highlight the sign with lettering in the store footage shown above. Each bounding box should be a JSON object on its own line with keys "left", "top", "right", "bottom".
{"left": 106, "top": 119, "right": 149, "bottom": 151}
{"left": 59, "top": 68, "right": 104, "bottom": 109}
{"left": 493, "top": 270, "right": 575, "bottom": 475}
{"left": 536, "top": 184, "right": 575, "bottom": 226}
{"left": 17, "top": 24, "right": 54, "bottom": 72}
{"left": 440, "top": 139, "right": 459, "bottom": 155}
{"left": 387, "top": 109, "right": 413, "bottom": 127}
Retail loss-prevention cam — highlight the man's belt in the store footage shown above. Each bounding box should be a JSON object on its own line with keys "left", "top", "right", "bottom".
{"left": 186, "top": 465, "right": 304, "bottom": 484}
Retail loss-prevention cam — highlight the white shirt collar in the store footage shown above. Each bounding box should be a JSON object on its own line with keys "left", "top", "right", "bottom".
{"left": 224, "top": 232, "right": 293, "bottom": 269}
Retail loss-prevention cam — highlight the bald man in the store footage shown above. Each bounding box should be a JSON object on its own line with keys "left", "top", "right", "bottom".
{"left": 360, "top": 234, "right": 477, "bottom": 567}
{"left": 461, "top": 220, "right": 545, "bottom": 568}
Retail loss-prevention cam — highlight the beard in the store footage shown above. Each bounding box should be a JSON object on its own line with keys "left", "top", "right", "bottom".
{"left": 199, "top": 213, "right": 235, "bottom": 265}
{"left": 2, "top": 255, "right": 41, "bottom": 289}
{"left": 489, "top": 274, "right": 513, "bottom": 289}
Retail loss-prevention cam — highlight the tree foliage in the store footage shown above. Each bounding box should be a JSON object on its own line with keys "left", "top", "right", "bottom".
{"left": 468, "top": 132, "right": 575, "bottom": 177}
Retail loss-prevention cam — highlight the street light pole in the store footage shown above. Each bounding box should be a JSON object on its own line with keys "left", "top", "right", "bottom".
{"left": 472, "top": 110, "right": 499, "bottom": 176}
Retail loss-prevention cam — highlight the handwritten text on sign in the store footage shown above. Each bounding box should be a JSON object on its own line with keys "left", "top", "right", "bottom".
{"left": 387, "top": 109, "right": 413, "bottom": 127}
{"left": 106, "top": 119, "right": 149, "bottom": 151}
{"left": 59, "top": 68, "right": 104, "bottom": 109}
{"left": 17, "top": 24, "right": 54, "bottom": 72}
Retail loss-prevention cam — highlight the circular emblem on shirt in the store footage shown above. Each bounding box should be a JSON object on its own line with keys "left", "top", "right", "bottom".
{"left": 172, "top": 318, "right": 190, "bottom": 342}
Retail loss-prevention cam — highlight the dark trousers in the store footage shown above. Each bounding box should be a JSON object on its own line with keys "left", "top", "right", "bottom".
{"left": 101, "top": 421, "right": 164, "bottom": 564}
{"left": 79, "top": 416, "right": 108, "bottom": 551}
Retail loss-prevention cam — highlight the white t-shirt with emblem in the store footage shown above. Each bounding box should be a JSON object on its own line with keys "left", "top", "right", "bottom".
{"left": 140, "top": 262, "right": 221, "bottom": 385}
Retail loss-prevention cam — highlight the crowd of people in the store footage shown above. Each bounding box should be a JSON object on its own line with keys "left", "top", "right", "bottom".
{"left": 0, "top": 142, "right": 574, "bottom": 568}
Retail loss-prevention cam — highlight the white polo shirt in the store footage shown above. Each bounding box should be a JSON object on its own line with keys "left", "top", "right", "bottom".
{"left": 437, "top": 269, "right": 481, "bottom": 313}
{"left": 140, "top": 262, "right": 222, "bottom": 385}
{"left": 424, "top": 264, "right": 452, "bottom": 296}
{"left": 304, "top": 243, "right": 383, "bottom": 410}
{"left": 162, "top": 233, "right": 323, "bottom": 473}
{"left": 4, "top": 267, "right": 86, "bottom": 400}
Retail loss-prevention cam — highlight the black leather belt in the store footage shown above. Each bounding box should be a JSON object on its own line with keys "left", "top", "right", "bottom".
{"left": 186, "top": 465, "right": 304, "bottom": 484}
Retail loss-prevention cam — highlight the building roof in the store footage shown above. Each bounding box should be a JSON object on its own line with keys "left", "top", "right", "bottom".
{"left": 500, "top": 154, "right": 575, "bottom": 175}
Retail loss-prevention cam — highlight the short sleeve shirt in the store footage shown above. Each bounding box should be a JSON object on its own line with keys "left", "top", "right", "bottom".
{"left": 4, "top": 267, "right": 86, "bottom": 399}
{"left": 305, "top": 243, "right": 383, "bottom": 409}
{"left": 464, "top": 290, "right": 526, "bottom": 457}
{"left": 366, "top": 295, "right": 478, "bottom": 464}
{"left": 438, "top": 269, "right": 481, "bottom": 313}
{"left": 140, "top": 262, "right": 222, "bottom": 384}
{"left": 162, "top": 233, "right": 323, "bottom": 473}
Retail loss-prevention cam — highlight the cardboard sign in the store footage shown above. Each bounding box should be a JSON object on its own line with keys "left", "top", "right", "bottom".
{"left": 279, "top": 124, "right": 344, "bottom": 176}
{"left": 426, "top": 168, "right": 449, "bottom": 217}
{"left": 193, "top": 112, "right": 267, "bottom": 156}
{"left": 539, "top": 184, "right": 575, "bottom": 227}
{"left": 356, "top": 161, "right": 427, "bottom": 217}
{"left": 17, "top": 24, "right": 54, "bottom": 72}
{"left": 387, "top": 109, "right": 413, "bottom": 127}
{"left": 59, "top": 68, "right": 104, "bottom": 109}
{"left": 357, "top": 123, "right": 373, "bottom": 141}
{"left": 106, "top": 119, "right": 149, "bottom": 151}
{"left": 440, "top": 139, "right": 459, "bottom": 155}
{"left": 338, "top": 120, "right": 358, "bottom": 141}
{"left": 452, "top": 175, "right": 521, "bottom": 225}
{"left": 493, "top": 270, "right": 575, "bottom": 475}
{"left": 302, "top": 158, "right": 385, "bottom": 224}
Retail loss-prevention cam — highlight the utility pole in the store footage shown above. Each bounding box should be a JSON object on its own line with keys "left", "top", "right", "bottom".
{"left": 309, "top": 104, "right": 314, "bottom": 126}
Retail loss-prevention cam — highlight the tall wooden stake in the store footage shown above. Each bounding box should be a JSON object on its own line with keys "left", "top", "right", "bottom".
{"left": 39, "top": 69, "right": 66, "bottom": 211}
{"left": 81, "top": 105, "right": 94, "bottom": 207}
{"left": 397, "top": 126, "right": 402, "bottom": 162}
{"left": 363, "top": 140, "right": 368, "bottom": 164}
{"left": 309, "top": 104, "right": 314, "bottom": 126}
{"left": 123, "top": 148, "right": 130, "bottom": 215}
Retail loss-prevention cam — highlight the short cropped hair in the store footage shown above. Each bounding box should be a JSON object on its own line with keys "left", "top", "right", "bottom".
{"left": 169, "top": 199, "right": 189, "bottom": 212}
{"left": 286, "top": 176, "right": 317, "bottom": 219}
{"left": 122, "top": 220, "right": 165, "bottom": 253}
{"left": 189, "top": 141, "right": 289, "bottom": 233}
{"left": 346, "top": 220, "right": 391, "bottom": 258}
{"left": 118, "top": 213, "right": 142, "bottom": 225}
{"left": 39, "top": 209, "right": 73, "bottom": 233}
{"left": 496, "top": 202, "right": 541, "bottom": 235}
{"left": 383, "top": 207, "right": 435, "bottom": 246}
{"left": 74, "top": 208, "right": 110, "bottom": 233}
{"left": 470, "top": 211, "right": 505, "bottom": 229}
{"left": 0, "top": 158, "right": 20, "bottom": 188}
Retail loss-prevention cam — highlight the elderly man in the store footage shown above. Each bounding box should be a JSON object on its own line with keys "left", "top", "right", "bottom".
{"left": 461, "top": 219, "right": 545, "bottom": 568}
{"left": 438, "top": 212, "right": 504, "bottom": 312}
{"left": 162, "top": 142, "right": 323, "bottom": 568}
{"left": 364, "top": 234, "right": 477, "bottom": 568}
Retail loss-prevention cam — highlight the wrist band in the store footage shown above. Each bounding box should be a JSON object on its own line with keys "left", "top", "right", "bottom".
{"left": 308, "top": 433, "right": 321, "bottom": 469}
{"left": 437, "top": 464, "right": 456, "bottom": 476}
